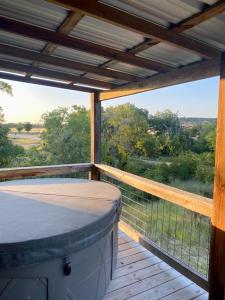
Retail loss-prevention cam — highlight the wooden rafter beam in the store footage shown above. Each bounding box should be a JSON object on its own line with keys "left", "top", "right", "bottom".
{"left": 129, "top": 0, "right": 225, "bottom": 56}
{"left": 28, "top": 10, "right": 84, "bottom": 79}
{"left": 174, "top": 0, "right": 225, "bottom": 33}
{"left": 0, "top": 60, "right": 113, "bottom": 89}
{"left": 0, "top": 16, "right": 174, "bottom": 73}
{"left": 0, "top": 44, "right": 139, "bottom": 82}
{"left": 99, "top": 57, "right": 220, "bottom": 100}
{"left": 48, "top": 0, "right": 220, "bottom": 59}
{"left": 42, "top": 10, "right": 84, "bottom": 56}
{"left": 0, "top": 72, "right": 96, "bottom": 93}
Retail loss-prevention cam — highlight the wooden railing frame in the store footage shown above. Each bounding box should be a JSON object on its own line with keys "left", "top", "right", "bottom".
{"left": 0, "top": 163, "right": 92, "bottom": 179}
{"left": 90, "top": 92, "right": 101, "bottom": 180}
{"left": 96, "top": 164, "right": 213, "bottom": 218}
{"left": 96, "top": 163, "right": 213, "bottom": 291}
{"left": 0, "top": 162, "right": 212, "bottom": 218}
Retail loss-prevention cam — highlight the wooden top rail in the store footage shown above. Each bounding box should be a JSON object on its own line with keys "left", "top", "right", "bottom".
{"left": 96, "top": 164, "right": 213, "bottom": 218}
{"left": 0, "top": 163, "right": 92, "bottom": 179}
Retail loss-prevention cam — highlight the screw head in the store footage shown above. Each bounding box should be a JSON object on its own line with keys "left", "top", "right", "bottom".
{"left": 64, "top": 262, "right": 72, "bottom": 276}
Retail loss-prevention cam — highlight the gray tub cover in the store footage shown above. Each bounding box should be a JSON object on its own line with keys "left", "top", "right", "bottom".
{"left": 0, "top": 178, "right": 121, "bottom": 269}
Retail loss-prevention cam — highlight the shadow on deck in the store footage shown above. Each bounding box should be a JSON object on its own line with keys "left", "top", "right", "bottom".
{"left": 104, "top": 229, "right": 208, "bottom": 300}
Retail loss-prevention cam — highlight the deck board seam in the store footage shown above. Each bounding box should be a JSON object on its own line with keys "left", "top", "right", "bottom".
{"left": 113, "top": 260, "right": 163, "bottom": 279}
{"left": 107, "top": 267, "right": 173, "bottom": 294}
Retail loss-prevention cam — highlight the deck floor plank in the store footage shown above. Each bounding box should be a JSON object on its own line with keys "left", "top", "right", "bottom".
{"left": 104, "top": 230, "right": 209, "bottom": 300}
{"left": 114, "top": 255, "right": 161, "bottom": 278}
{"left": 117, "top": 250, "right": 150, "bottom": 268}
{"left": 159, "top": 283, "right": 206, "bottom": 300}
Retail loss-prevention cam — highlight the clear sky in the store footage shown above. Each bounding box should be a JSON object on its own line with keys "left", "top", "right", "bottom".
{"left": 0, "top": 76, "right": 219, "bottom": 123}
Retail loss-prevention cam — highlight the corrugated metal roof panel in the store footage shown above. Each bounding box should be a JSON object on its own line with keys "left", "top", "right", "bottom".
{"left": 0, "top": 30, "right": 46, "bottom": 51}
{"left": 0, "top": 0, "right": 223, "bottom": 86}
{"left": 0, "top": 0, "right": 68, "bottom": 30}
{"left": 0, "top": 70, "right": 25, "bottom": 76}
{"left": 31, "top": 75, "right": 70, "bottom": 84}
{"left": 0, "top": 53, "right": 33, "bottom": 65}
{"left": 101, "top": 0, "right": 225, "bottom": 52}
{"left": 53, "top": 46, "right": 108, "bottom": 66}
{"left": 101, "top": 0, "right": 203, "bottom": 27}
{"left": 109, "top": 62, "right": 158, "bottom": 77}
{"left": 38, "top": 63, "right": 84, "bottom": 76}
{"left": 138, "top": 42, "right": 201, "bottom": 67}
{"left": 70, "top": 15, "right": 144, "bottom": 51}
{"left": 183, "top": 13, "right": 225, "bottom": 51}
{"left": 84, "top": 73, "right": 126, "bottom": 85}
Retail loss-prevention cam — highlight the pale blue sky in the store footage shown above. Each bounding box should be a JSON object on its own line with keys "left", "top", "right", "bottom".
{"left": 0, "top": 76, "right": 219, "bottom": 123}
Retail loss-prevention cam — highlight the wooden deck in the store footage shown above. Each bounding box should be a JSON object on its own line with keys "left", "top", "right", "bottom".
{"left": 104, "top": 230, "right": 208, "bottom": 300}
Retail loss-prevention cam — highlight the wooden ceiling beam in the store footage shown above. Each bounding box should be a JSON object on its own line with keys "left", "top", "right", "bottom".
{"left": 0, "top": 44, "right": 139, "bottom": 82}
{"left": 129, "top": 0, "right": 225, "bottom": 56}
{"left": 27, "top": 10, "right": 84, "bottom": 79}
{"left": 42, "top": 10, "right": 84, "bottom": 56}
{"left": 48, "top": 0, "right": 220, "bottom": 59}
{"left": 174, "top": 0, "right": 225, "bottom": 33}
{"left": 0, "top": 16, "right": 173, "bottom": 73}
{"left": 0, "top": 72, "right": 96, "bottom": 93}
{"left": 0, "top": 60, "right": 113, "bottom": 89}
{"left": 99, "top": 58, "right": 220, "bottom": 101}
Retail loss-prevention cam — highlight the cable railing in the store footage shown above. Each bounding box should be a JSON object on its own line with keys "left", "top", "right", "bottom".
{"left": 97, "top": 164, "right": 213, "bottom": 290}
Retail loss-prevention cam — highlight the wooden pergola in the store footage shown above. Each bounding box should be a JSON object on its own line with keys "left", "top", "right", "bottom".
{"left": 0, "top": 1, "right": 225, "bottom": 298}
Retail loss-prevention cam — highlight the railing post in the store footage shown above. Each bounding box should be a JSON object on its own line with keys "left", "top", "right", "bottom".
{"left": 209, "top": 52, "right": 225, "bottom": 299}
{"left": 90, "top": 92, "right": 101, "bottom": 180}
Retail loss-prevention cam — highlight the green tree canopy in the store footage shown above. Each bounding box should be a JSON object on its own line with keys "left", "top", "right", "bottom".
{"left": 24, "top": 122, "right": 33, "bottom": 132}
{"left": 0, "top": 82, "right": 24, "bottom": 167}
{"left": 102, "top": 103, "right": 149, "bottom": 167}
{"left": 0, "top": 81, "right": 13, "bottom": 96}
{"left": 16, "top": 123, "right": 24, "bottom": 133}
{"left": 41, "top": 106, "right": 90, "bottom": 164}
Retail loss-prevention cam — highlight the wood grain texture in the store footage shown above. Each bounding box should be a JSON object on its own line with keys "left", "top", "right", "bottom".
{"left": 0, "top": 163, "right": 92, "bottom": 179}
{"left": 99, "top": 58, "right": 220, "bottom": 100}
{"left": 96, "top": 164, "right": 213, "bottom": 217}
{"left": 42, "top": 11, "right": 84, "bottom": 55}
{"left": 48, "top": 0, "right": 220, "bottom": 59}
{"left": 130, "top": 0, "right": 225, "bottom": 55}
{"left": 208, "top": 52, "right": 225, "bottom": 300}
{"left": 27, "top": 10, "right": 84, "bottom": 78}
{"left": 174, "top": 0, "right": 225, "bottom": 33}
{"left": 0, "top": 60, "right": 112, "bottom": 89}
{"left": 0, "top": 16, "right": 172, "bottom": 72}
{"left": 90, "top": 93, "right": 101, "bottom": 180}
{"left": 104, "top": 229, "right": 207, "bottom": 299}
{"left": 119, "top": 221, "right": 208, "bottom": 291}
{"left": 0, "top": 44, "right": 138, "bottom": 83}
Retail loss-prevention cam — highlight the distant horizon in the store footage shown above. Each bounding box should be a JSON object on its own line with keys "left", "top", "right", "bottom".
{"left": 1, "top": 76, "right": 219, "bottom": 123}
{"left": 4, "top": 116, "right": 218, "bottom": 125}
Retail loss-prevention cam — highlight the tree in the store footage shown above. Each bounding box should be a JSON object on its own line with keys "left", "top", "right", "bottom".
{"left": 41, "top": 106, "right": 90, "bottom": 164}
{"left": 0, "top": 81, "right": 13, "bottom": 96}
{"left": 149, "top": 110, "right": 181, "bottom": 135}
{"left": 192, "top": 122, "right": 216, "bottom": 153}
{"left": 24, "top": 122, "right": 33, "bottom": 132}
{"left": 0, "top": 82, "right": 24, "bottom": 167}
{"left": 16, "top": 123, "right": 24, "bottom": 133}
{"left": 102, "top": 103, "right": 149, "bottom": 168}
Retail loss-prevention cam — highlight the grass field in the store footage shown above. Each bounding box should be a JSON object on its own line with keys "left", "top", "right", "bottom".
{"left": 103, "top": 176, "right": 211, "bottom": 278}
{"left": 9, "top": 127, "right": 44, "bottom": 149}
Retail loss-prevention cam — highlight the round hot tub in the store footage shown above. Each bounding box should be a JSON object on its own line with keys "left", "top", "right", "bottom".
{"left": 0, "top": 178, "right": 121, "bottom": 300}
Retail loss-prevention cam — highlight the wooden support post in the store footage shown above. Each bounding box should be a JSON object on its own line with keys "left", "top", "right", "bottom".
{"left": 209, "top": 52, "right": 225, "bottom": 299}
{"left": 90, "top": 92, "right": 101, "bottom": 180}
